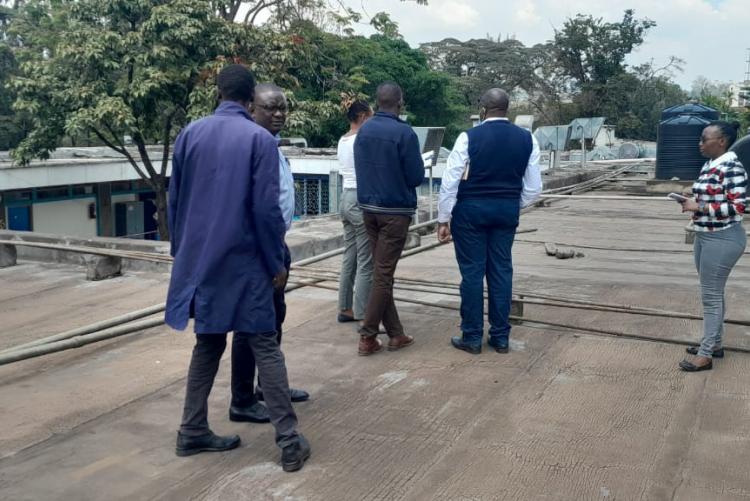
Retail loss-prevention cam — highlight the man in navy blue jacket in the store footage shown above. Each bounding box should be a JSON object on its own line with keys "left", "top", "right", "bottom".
{"left": 167, "top": 65, "right": 309, "bottom": 471}
{"left": 437, "top": 88, "right": 542, "bottom": 355}
{"left": 353, "top": 82, "right": 425, "bottom": 356}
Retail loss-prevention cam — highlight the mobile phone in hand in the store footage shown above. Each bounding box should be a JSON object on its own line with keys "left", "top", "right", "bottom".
{"left": 667, "top": 193, "right": 688, "bottom": 203}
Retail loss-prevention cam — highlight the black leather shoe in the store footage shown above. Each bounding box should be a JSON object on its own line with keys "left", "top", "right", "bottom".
{"left": 281, "top": 435, "right": 311, "bottom": 472}
{"left": 685, "top": 346, "right": 724, "bottom": 358}
{"left": 679, "top": 359, "right": 713, "bottom": 372}
{"left": 337, "top": 313, "right": 357, "bottom": 323}
{"left": 175, "top": 431, "right": 240, "bottom": 457}
{"left": 488, "top": 338, "right": 509, "bottom": 354}
{"left": 257, "top": 388, "right": 310, "bottom": 403}
{"left": 229, "top": 402, "right": 270, "bottom": 423}
{"left": 451, "top": 336, "right": 481, "bottom": 355}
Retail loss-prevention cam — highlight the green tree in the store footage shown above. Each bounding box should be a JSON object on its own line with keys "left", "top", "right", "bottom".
{"left": 553, "top": 9, "right": 655, "bottom": 87}
{"left": 9, "top": 0, "right": 241, "bottom": 239}
{"left": 601, "top": 62, "right": 686, "bottom": 140}
{"left": 280, "top": 19, "right": 466, "bottom": 146}
{"left": 0, "top": 1, "right": 25, "bottom": 151}
{"left": 421, "top": 37, "right": 549, "bottom": 106}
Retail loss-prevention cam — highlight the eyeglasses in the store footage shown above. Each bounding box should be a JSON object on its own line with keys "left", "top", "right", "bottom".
{"left": 256, "top": 104, "right": 288, "bottom": 113}
{"left": 699, "top": 135, "right": 721, "bottom": 144}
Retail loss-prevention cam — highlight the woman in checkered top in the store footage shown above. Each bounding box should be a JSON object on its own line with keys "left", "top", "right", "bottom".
{"left": 678, "top": 121, "right": 746, "bottom": 372}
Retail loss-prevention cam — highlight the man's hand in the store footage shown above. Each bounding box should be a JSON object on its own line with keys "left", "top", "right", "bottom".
{"left": 437, "top": 222, "right": 451, "bottom": 243}
{"left": 272, "top": 268, "right": 289, "bottom": 291}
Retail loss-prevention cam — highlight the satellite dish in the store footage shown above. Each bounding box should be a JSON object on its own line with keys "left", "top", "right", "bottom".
{"left": 730, "top": 134, "right": 750, "bottom": 171}
{"left": 618, "top": 142, "right": 639, "bottom": 159}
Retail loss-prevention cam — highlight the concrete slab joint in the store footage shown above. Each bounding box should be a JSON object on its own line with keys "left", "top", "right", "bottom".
{"left": 85, "top": 255, "right": 122, "bottom": 281}
{"left": 0, "top": 243, "right": 17, "bottom": 268}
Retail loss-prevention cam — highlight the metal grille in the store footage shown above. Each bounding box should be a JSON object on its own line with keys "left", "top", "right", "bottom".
{"left": 294, "top": 176, "right": 330, "bottom": 216}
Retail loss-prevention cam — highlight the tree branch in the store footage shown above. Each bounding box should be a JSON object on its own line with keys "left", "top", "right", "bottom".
{"left": 160, "top": 113, "right": 174, "bottom": 178}
{"left": 91, "top": 127, "right": 150, "bottom": 181}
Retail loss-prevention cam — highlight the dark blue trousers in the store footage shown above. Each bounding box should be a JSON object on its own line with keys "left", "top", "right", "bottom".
{"left": 451, "top": 198, "right": 519, "bottom": 346}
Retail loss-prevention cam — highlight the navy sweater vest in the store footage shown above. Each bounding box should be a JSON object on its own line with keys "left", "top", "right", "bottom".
{"left": 457, "top": 120, "right": 532, "bottom": 201}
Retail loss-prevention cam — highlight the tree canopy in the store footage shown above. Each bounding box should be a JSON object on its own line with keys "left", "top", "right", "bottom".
{"left": 2, "top": 2, "right": 700, "bottom": 238}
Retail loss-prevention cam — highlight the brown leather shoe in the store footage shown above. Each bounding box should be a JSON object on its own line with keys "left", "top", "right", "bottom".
{"left": 387, "top": 334, "right": 414, "bottom": 351}
{"left": 358, "top": 335, "right": 383, "bottom": 356}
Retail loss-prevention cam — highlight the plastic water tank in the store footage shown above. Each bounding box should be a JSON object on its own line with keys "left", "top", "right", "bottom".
{"left": 656, "top": 114, "right": 711, "bottom": 180}
{"left": 618, "top": 142, "right": 639, "bottom": 159}
{"left": 661, "top": 103, "right": 719, "bottom": 121}
{"left": 730, "top": 134, "right": 750, "bottom": 171}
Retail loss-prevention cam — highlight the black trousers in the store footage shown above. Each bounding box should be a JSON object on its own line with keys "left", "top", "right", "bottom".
{"left": 179, "top": 331, "right": 299, "bottom": 448}
{"left": 232, "top": 244, "right": 291, "bottom": 405}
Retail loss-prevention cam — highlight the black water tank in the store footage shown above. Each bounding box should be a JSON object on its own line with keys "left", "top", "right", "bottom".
{"left": 656, "top": 114, "right": 711, "bottom": 180}
{"left": 730, "top": 134, "right": 750, "bottom": 170}
{"left": 661, "top": 103, "right": 719, "bottom": 121}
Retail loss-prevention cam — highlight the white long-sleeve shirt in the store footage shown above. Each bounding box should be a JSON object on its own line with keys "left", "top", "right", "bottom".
{"left": 437, "top": 117, "right": 542, "bottom": 223}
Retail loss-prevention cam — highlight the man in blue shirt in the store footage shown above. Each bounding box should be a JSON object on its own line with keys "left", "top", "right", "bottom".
{"left": 167, "top": 65, "right": 309, "bottom": 471}
{"left": 354, "top": 82, "right": 425, "bottom": 356}
{"left": 229, "top": 84, "right": 309, "bottom": 427}
{"left": 437, "top": 88, "right": 542, "bottom": 355}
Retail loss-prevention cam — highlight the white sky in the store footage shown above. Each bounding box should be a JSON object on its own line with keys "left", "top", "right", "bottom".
{"left": 339, "top": 0, "right": 750, "bottom": 89}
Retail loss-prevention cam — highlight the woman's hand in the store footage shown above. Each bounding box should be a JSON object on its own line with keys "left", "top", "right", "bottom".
{"left": 681, "top": 198, "right": 700, "bottom": 212}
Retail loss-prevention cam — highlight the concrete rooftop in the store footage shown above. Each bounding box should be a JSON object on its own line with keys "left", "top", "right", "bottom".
{"left": 2, "top": 190, "right": 750, "bottom": 500}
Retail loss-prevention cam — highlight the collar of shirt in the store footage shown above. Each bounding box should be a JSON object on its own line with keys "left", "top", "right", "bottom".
{"left": 708, "top": 150, "right": 738, "bottom": 169}
{"left": 480, "top": 117, "right": 509, "bottom": 125}
{"left": 215, "top": 101, "right": 252, "bottom": 119}
{"left": 374, "top": 111, "right": 405, "bottom": 123}
{"left": 275, "top": 134, "right": 288, "bottom": 160}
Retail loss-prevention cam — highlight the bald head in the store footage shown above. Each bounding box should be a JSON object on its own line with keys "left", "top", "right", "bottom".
{"left": 376, "top": 82, "right": 403, "bottom": 114}
{"left": 254, "top": 83, "right": 284, "bottom": 98}
{"left": 251, "top": 83, "right": 288, "bottom": 135}
{"left": 480, "top": 88, "right": 510, "bottom": 118}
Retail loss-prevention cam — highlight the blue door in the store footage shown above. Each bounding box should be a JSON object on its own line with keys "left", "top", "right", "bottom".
{"left": 8, "top": 206, "right": 31, "bottom": 231}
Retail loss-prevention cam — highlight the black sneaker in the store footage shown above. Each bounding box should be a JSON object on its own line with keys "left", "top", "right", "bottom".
{"left": 175, "top": 431, "right": 240, "bottom": 457}
{"left": 281, "top": 435, "right": 311, "bottom": 472}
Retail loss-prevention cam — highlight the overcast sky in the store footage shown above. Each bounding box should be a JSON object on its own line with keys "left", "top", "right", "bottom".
{"left": 341, "top": 0, "right": 749, "bottom": 89}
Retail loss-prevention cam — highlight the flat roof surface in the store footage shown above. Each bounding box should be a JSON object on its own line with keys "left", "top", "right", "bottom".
{"left": 2, "top": 191, "right": 750, "bottom": 500}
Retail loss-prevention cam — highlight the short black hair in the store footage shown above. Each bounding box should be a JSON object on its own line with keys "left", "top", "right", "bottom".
{"left": 217, "top": 64, "right": 256, "bottom": 103}
{"left": 376, "top": 82, "right": 403, "bottom": 109}
{"left": 346, "top": 100, "right": 371, "bottom": 123}
{"left": 480, "top": 88, "right": 510, "bottom": 113}
{"left": 709, "top": 120, "right": 741, "bottom": 148}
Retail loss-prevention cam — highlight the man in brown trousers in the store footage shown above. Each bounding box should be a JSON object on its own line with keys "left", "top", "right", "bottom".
{"left": 353, "top": 82, "right": 425, "bottom": 355}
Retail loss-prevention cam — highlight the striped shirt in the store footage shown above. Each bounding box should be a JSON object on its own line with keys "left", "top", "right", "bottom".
{"left": 691, "top": 151, "right": 747, "bottom": 232}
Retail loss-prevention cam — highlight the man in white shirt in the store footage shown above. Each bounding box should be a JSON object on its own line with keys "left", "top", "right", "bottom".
{"left": 437, "top": 88, "right": 542, "bottom": 354}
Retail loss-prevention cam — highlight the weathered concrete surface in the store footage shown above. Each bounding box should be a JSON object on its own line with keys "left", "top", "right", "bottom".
{"left": 2, "top": 190, "right": 750, "bottom": 500}
{"left": 85, "top": 255, "right": 122, "bottom": 281}
{"left": 0, "top": 243, "right": 16, "bottom": 267}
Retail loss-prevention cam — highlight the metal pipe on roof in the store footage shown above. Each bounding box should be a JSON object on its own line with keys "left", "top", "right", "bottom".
{"left": 290, "top": 279, "right": 750, "bottom": 355}
{"left": 291, "top": 218, "right": 438, "bottom": 268}
{"left": 0, "top": 317, "right": 165, "bottom": 366}
{"left": 0, "top": 303, "right": 167, "bottom": 356}
{"left": 0, "top": 229, "right": 446, "bottom": 364}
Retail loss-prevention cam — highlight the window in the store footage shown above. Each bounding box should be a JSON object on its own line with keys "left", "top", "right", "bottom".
{"left": 4, "top": 191, "right": 32, "bottom": 203}
{"left": 72, "top": 185, "right": 94, "bottom": 196}
{"left": 35, "top": 187, "right": 70, "bottom": 200}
